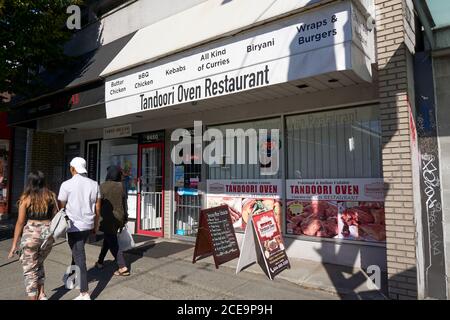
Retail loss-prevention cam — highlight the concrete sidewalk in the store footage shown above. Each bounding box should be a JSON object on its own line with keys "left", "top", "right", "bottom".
{"left": 0, "top": 230, "right": 386, "bottom": 300}
{"left": 129, "top": 237, "right": 387, "bottom": 300}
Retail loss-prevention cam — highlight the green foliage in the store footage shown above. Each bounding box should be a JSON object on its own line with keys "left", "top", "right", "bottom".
{"left": 0, "top": 0, "right": 83, "bottom": 100}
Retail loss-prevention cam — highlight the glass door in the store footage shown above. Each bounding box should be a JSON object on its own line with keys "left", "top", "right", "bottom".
{"left": 137, "top": 143, "right": 164, "bottom": 237}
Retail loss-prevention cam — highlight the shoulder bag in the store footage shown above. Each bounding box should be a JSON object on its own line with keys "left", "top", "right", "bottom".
{"left": 40, "top": 201, "right": 71, "bottom": 250}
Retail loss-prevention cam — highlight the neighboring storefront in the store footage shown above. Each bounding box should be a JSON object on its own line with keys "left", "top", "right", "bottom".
{"left": 89, "top": 126, "right": 166, "bottom": 237}
{"left": 0, "top": 112, "right": 12, "bottom": 220}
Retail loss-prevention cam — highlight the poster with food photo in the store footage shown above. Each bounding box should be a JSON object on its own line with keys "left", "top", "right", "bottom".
{"left": 252, "top": 210, "right": 290, "bottom": 279}
{"left": 207, "top": 196, "right": 282, "bottom": 232}
{"left": 286, "top": 200, "right": 338, "bottom": 238}
{"left": 207, "top": 179, "right": 282, "bottom": 232}
{"left": 286, "top": 179, "right": 386, "bottom": 243}
{"left": 338, "top": 201, "right": 386, "bottom": 242}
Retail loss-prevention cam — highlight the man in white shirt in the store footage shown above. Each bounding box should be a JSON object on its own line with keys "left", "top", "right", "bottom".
{"left": 58, "top": 157, "right": 101, "bottom": 300}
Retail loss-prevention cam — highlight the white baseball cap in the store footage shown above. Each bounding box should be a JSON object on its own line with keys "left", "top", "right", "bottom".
{"left": 70, "top": 157, "right": 87, "bottom": 174}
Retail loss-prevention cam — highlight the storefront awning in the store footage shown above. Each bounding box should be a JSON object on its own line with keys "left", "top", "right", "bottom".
{"left": 7, "top": 33, "right": 135, "bottom": 127}
{"left": 103, "top": 0, "right": 375, "bottom": 119}
{"left": 7, "top": 84, "right": 105, "bottom": 127}
{"left": 62, "top": 32, "right": 136, "bottom": 90}
{"left": 100, "top": 0, "right": 335, "bottom": 77}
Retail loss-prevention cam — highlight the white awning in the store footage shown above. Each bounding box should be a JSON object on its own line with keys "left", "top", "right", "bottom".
{"left": 100, "top": 0, "right": 336, "bottom": 77}
{"left": 104, "top": 0, "right": 375, "bottom": 119}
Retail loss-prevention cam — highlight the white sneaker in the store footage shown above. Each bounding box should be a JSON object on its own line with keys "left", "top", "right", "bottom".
{"left": 73, "top": 294, "right": 91, "bottom": 300}
{"left": 39, "top": 295, "right": 48, "bottom": 300}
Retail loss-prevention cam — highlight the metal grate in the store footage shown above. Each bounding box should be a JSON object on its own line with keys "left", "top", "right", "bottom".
{"left": 140, "top": 145, "right": 163, "bottom": 234}
{"left": 173, "top": 141, "right": 202, "bottom": 238}
{"left": 174, "top": 193, "right": 202, "bottom": 237}
{"left": 141, "top": 191, "right": 163, "bottom": 231}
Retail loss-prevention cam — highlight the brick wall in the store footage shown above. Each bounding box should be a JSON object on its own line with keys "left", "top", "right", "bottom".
{"left": 30, "top": 131, "right": 64, "bottom": 194}
{"left": 376, "top": 0, "right": 418, "bottom": 299}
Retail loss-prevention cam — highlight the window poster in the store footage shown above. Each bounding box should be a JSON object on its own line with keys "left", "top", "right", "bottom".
{"left": 175, "top": 165, "right": 185, "bottom": 187}
{"left": 110, "top": 154, "right": 138, "bottom": 192}
{"left": 286, "top": 179, "right": 386, "bottom": 242}
{"left": 207, "top": 179, "right": 282, "bottom": 232}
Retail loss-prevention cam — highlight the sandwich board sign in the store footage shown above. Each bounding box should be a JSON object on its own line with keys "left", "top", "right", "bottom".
{"left": 236, "top": 210, "right": 290, "bottom": 279}
{"left": 192, "top": 205, "right": 240, "bottom": 268}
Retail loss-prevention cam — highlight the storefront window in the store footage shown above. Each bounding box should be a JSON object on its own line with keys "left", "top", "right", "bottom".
{"left": 285, "top": 106, "right": 385, "bottom": 243}
{"left": 286, "top": 106, "right": 382, "bottom": 179}
{"left": 173, "top": 142, "right": 202, "bottom": 237}
{"left": 0, "top": 140, "right": 10, "bottom": 217}
{"left": 208, "top": 118, "right": 282, "bottom": 180}
{"left": 206, "top": 118, "right": 282, "bottom": 232}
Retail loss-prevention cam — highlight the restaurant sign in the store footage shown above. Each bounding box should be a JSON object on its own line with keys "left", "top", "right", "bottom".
{"left": 105, "top": 0, "right": 373, "bottom": 118}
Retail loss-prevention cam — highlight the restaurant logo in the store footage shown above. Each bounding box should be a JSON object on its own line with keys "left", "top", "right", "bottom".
{"left": 256, "top": 216, "right": 277, "bottom": 239}
{"left": 171, "top": 121, "right": 280, "bottom": 175}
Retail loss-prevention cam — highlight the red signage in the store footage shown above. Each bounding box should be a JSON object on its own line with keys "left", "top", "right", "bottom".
{"left": 0, "top": 113, "right": 11, "bottom": 139}
{"left": 252, "top": 210, "right": 290, "bottom": 279}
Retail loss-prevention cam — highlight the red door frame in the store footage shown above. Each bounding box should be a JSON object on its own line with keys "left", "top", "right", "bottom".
{"left": 137, "top": 142, "right": 165, "bottom": 237}
{"left": 7, "top": 131, "right": 13, "bottom": 217}
{"left": 0, "top": 113, "right": 11, "bottom": 217}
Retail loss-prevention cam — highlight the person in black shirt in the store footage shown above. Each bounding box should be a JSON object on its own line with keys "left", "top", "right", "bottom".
{"left": 8, "top": 171, "right": 58, "bottom": 300}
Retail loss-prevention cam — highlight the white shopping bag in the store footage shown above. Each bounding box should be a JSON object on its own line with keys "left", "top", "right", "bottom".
{"left": 118, "top": 225, "right": 136, "bottom": 251}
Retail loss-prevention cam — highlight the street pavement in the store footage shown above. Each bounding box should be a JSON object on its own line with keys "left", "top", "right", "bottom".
{"left": 0, "top": 234, "right": 345, "bottom": 301}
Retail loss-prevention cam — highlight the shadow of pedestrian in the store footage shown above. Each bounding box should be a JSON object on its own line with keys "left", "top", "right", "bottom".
{"left": 48, "top": 261, "right": 117, "bottom": 300}
{"left": 87, "top": 241, "right": 158, "bottom": 299}
{"left": 49, "top": 285, "right": 70, "bottom": 301}
{"left": 88, "top": 261, "right": 116, "bottom": 300}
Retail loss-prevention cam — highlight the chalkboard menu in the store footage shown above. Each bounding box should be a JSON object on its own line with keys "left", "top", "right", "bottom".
{"left": 192, "top": 205, "right": 240, "bottom": 268}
